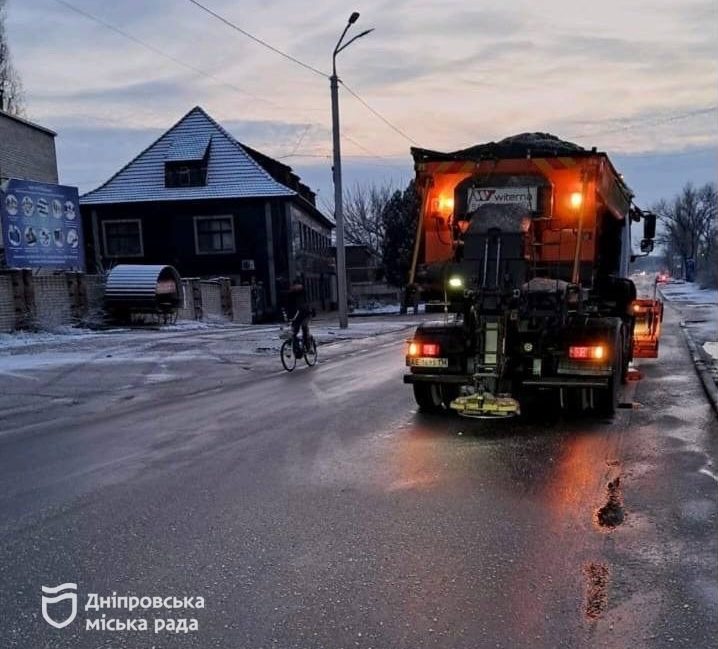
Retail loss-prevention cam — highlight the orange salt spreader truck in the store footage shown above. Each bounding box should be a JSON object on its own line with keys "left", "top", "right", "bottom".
{"left": 403, "top": 133, "right": 663, "bottom": 418}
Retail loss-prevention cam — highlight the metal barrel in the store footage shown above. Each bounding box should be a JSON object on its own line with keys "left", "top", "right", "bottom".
{"left": 104, "top": 264, "right": 181, "bottom": 312}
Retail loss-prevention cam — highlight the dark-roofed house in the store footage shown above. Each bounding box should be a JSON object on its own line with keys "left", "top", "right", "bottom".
{"left": 80, "top": 106, "right": 334, "bottom": 315}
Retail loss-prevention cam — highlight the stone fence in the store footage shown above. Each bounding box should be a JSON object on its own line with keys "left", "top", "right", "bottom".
{"left": 0, "top": 269, "right": 260, "bottom": 333}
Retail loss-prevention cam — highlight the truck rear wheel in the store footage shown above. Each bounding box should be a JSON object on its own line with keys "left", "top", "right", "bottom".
{"left": 413, "top": 383, "right": 458, "bottom": 413}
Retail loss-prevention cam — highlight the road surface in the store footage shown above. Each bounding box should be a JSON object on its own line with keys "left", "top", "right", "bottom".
{"left": 0, "top": 306, "right": 716, "bottom": 649}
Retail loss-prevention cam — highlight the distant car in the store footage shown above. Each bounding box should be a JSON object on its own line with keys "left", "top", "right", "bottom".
{"left": 656, "top": 272, "right": 670, "bottom": 283}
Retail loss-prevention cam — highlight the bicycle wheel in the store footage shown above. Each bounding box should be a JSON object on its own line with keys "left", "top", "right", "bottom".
{"left": 280, "top": 339, "right": 296, "bottom": 372}
{"left": 304, "top": 336, "right": 318, "bottom": 367}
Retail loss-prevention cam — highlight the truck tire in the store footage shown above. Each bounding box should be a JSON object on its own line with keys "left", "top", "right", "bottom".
{"left": 413, "top": 383, "right": 458, "bottom": 413}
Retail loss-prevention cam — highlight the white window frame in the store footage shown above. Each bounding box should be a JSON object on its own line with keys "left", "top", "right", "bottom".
{"left": 193, "top": 215, "right": 236, "bottom": 255}
{"left": 102, "top": 218, "right": 144, "bottom": 258}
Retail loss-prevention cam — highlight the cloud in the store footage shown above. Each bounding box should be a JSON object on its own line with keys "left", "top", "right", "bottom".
{"left": 3, "top": 0, "right": 715, "bottom": 207}
{"left": 32, "top": 78, "right": 194, "bottom": 105}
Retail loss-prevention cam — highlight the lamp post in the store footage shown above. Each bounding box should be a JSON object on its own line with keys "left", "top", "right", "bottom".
{"left": 330, "top": 11, "right": 373, "bottom": 328}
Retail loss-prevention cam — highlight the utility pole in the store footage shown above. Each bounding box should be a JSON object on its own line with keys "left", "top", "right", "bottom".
{"left": 330, "top": 12, "right": 373, "bottom": 329}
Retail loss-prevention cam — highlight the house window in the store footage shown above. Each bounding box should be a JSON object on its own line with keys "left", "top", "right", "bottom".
{"left": 165, "top": 160, "right": 208, "bottom": 187}
{"left": 194, "top": 216, "right": 235, "bottom": 254}
{"left": 102, "top": 219, "right": 143, "bottom": 257}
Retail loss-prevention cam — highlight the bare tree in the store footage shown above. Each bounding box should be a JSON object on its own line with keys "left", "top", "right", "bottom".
{"left": 344, "top": 182, "right": 395, "bottom": 258}
{"left": 0, "top": 0, "right": 24, "bottom": 115}
{"left": 321, "top": 181, "right": 395, "bottom": 258}
{"left": 654, "top": 182, "right": 717, "bottom": 283}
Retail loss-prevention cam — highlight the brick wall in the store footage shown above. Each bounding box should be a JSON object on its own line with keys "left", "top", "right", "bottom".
{"left": 177, "top": 279, "right": 202, "bottom": 321}
{"left": 0, "top": 272, "right": 263, "bottom": 331}
{"left": 232, "top": 286, "right": 252, "bottom": 324}
{"left": 0, "top": 276, "right": 14, "bottom": 332}
{"left": 33, "top": 276, "right": 72, "bottom": 329}
{"left": 84, "top": 274, "right": 106, "bottom": 326}
{"left": 0, "top": 112, "right": 58, "bottom": 183}
{"left": 200, "top": 281, "right": 224, "bottom": 319}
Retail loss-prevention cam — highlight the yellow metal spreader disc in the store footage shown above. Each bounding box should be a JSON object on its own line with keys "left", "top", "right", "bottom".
{"left": 450, "top": 393, "right": 521, "bottom": 419}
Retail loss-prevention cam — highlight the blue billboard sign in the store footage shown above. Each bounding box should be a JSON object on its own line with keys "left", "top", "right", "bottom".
{"left": 1, "top": 178, "right": 85, "bottom": 271}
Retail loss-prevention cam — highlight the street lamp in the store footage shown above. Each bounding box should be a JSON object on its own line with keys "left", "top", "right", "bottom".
{"left": 330, "top": 12, "right": 374, "bottom": 328}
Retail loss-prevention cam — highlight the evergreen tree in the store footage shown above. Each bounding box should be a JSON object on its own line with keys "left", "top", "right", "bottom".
{"left": 381, "top": 180, "right": 419, "bottom": 287}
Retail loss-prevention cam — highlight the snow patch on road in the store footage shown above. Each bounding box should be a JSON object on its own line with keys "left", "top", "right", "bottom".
{"left": 702, "top": 342, "right": 718, "bottom": 360}
{"left": 0, "top": 328, "right": 101, "bottom": 349}
{"left": 659, "top": 281, "right": 718, "bottom": 305}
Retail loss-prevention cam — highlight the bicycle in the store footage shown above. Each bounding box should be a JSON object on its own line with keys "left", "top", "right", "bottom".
{"left": 280, "top": 314, "right": 317, "bottom": 372}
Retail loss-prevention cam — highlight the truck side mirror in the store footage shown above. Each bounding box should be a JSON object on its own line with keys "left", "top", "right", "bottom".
{"left": 640, "top": 239, "right": 654, "bottom": 253}
{"left": 643, "top": 211, "right": 656, "bottom": 240}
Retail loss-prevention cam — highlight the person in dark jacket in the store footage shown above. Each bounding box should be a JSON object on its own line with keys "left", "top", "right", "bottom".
{"left": 287, "top": 276, "right": 312, "bottom": 356}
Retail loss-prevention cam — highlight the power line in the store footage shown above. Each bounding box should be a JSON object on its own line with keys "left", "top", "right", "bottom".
{"left": 279, "top": 152, "right": 407, "bottom": 167}
{"left": 343, "top": 133, "right": 391, "bottom": 160}
{"left": 569, "top": 105, "right": 718, "bottom": 139}
{"left": 185, "top": 0, "right": 420, "bottom": 148}
{"left": 51, "top": 0, "right": 407, "bottom": 169}
{"left": 50, "top": 1, "right": 318, "bottom": 141}
{"left": 286, "top": 124, "right": 311, "bottom": 158}
{"left": 186, "top": 0, "right": 328, "bottom": 78}
{"left": 339, "top": 81, "right": 420, "bottom": 146}
{"left": 51, "top": 0, "right": 273, "bottom": 107}
{"left": 185, "top": 1, "right": 422, "bottom": 153}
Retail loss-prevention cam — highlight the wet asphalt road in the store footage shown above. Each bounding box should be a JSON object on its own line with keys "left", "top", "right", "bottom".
{"left": 0, "top": 306, "right": 716, "bottom": 649}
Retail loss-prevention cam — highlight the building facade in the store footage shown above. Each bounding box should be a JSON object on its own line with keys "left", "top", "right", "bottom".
{"left": 0, "top": 109, "right": 58, "bottom": 184}
{"left": 80, "top": 106, "right": 334, "bottom": 316}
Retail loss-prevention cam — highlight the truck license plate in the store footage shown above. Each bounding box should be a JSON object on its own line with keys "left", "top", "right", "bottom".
{"left": 411, "top": 357, "right": 449, "bottom": 368}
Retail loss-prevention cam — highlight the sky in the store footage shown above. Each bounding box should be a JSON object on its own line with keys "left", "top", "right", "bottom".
{"left": 4, "top": 0, "right": 718, "bottom": 209}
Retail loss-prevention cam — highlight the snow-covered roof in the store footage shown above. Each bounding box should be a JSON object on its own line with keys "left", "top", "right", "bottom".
{"left": 81, "top": 106, "right": 295, "bottom": 205}
{"left": 165, "top": 134, "right": 211, "bottom": 162}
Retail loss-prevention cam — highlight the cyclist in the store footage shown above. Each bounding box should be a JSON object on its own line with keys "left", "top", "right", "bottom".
{"left": 287, "top": 275, "right": 312, "bottom": 357}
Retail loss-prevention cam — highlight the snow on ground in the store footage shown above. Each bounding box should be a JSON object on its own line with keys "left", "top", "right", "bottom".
{"left": 658, "top": 280, "right": 718, "bottom": 374}
{"left": 350, "top": 302, "right": 427, "bottom": 316}
{"left": 0, "top": 327, "right": 102, "bottom": 350}
{"left": 352, "top": 304, "right": 402, "bottom": 315}
{"left": 657, "top": 280, "right": 718, "bottom": 305}
{"left": 0, "top": 316, "right": 421, "bottom": 374}
{"left": 704, "top": 342, "right": 718, "bottom": 361}
{"left": 260, "top": 318, "right": 421, "bottom": 352}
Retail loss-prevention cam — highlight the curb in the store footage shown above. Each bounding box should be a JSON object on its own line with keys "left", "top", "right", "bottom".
{"left": 679, "top": 321, "right": 718, "bottom": 416}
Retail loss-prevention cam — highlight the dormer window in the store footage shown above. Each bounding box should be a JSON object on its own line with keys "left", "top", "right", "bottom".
{"left": 164, "top": 135, "right": 211, "bottom": 188}
{"left": 165, "top": 160, "right": 207, "bottom": 187}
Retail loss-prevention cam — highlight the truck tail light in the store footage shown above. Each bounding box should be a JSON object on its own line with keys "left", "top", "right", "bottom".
{"left": 408, "top": 341, "right": 441, "bottom": 357}
{"left": 569, "top": 345, "right": 606, "bottom": 360}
